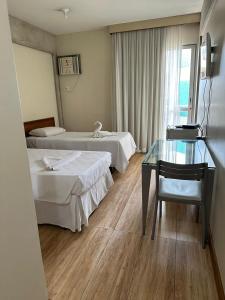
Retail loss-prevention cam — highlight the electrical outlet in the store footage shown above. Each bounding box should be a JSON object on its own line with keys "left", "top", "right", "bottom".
{"left": 65, "top": 86, "right": 71, "bottom": 92}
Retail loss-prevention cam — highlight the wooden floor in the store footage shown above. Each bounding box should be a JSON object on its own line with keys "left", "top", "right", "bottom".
{"left": 39, "top": 154, "right": 218, "bottom": 300}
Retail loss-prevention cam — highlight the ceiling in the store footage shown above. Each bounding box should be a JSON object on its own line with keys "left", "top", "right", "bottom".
{"left": 7, "top": 0, "right": 203, "bottom": 35}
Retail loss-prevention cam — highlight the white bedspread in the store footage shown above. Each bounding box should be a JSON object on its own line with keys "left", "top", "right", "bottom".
{"left": 28, "top": 148, "right": 112, "bottom": 204}
{"left": 27, "top": 131, "right": 136, "bottom": 173}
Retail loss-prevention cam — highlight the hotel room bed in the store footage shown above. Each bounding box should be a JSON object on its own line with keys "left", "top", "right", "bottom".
{"left": 25, "top": 117, "right": 136, "bottom": 173}
{"left": 28, "top": 148, "right": 113, "bottom": 232}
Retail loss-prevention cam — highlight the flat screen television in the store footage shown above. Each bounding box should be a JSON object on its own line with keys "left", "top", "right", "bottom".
{"left": 200, "top": 32, "right": 212, "bottom": 79}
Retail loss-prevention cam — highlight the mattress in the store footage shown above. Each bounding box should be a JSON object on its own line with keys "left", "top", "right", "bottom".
{"left": 27, "top": 131, "right": 136, "bottom": 173}
{"left": 28, "top": 148, "right": 112, "bottom": 204}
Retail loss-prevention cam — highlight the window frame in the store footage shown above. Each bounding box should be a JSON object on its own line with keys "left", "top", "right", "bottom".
{"left": 179, "top": 44, "right": 197, "bottom": 124}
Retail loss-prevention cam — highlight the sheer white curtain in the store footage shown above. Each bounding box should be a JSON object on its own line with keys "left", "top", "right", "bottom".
{"left": 161, "top": 26, "right": 182, "bottom": 137}
{"left": 112, "top": 28, "right": 165, "bottom": 152}
{"left": 112, "top": 25, "right": 182, "bottom": 151}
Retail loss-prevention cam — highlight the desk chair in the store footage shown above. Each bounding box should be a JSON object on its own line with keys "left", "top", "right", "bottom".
{"left": 151, "top": 160, "right": 208, "bottom": 248}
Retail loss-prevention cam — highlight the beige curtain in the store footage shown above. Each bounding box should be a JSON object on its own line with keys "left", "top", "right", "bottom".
{"left": 112, "top": 28, "right": 165, "bottom": 152}
{"left": 112, "top": 26, "right": 182, "bottom": 152}
{"left": 161, "top": 26, "right": 182, "bottom": 137}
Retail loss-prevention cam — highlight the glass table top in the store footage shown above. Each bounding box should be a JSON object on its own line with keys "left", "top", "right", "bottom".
{"left": 143, "top": 139, "right": 215, "bottom": 169}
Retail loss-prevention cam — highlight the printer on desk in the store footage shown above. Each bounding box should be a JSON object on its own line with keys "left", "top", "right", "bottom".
{"left": 166, "top": 124, "right": 200, "bottom": 140}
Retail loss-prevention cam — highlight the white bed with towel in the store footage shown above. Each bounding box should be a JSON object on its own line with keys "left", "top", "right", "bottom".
{"left": 28, "top": 148, "right": 113, "bottom": 232}
{"left": 25, "top": 119, "right": 136, "bottom": 173}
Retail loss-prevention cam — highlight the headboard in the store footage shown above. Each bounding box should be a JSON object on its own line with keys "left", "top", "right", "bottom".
{"left": 24, "top": 117, "right": 55, "bottom": 136}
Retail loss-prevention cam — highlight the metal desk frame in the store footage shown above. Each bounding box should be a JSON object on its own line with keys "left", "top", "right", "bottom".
{"left": 142, "top": 140, "right": 216, "bottom": 242}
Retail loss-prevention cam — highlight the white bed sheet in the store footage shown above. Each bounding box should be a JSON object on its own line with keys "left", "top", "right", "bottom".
{"left": 27, "top": 131, "right": 136, "bottom": 173}
{"left": 28, "top": 148, "right": 112, "bottom": 204}
{"left": 35, "top": 171, "right": 113, "bottom": 232}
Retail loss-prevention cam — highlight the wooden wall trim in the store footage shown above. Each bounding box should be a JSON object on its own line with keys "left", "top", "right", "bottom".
{"left": 209, "top": 230, "right": 225, "bottom": 300}
{"left": 108, "top": 13, "right": 201, "bottom": 34}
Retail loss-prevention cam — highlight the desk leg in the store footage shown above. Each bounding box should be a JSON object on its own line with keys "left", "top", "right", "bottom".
{"left": 142, "top": 165, "right": 152, "bottom": 235}
{"left": 205, "top": 169, "right": 215, "bottom": 243}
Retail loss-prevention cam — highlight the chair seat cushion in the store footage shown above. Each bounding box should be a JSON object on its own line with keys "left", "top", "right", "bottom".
{"left": 159, "top": 178, "right": 202, "bottom": 202}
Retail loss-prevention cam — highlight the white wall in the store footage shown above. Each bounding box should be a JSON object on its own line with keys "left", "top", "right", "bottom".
{"left": 13, "top": 43, "right": 59, "bottom": 125}
{"left": 0, "top": 1, "right": 47, "bottom": 299}
{"left": 56, "top": 29, "right": 112, "bottom": 131}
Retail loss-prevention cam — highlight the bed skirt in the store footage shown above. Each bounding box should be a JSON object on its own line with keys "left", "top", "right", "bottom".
{"left": 35, "top": 169, "right": 113, "bottom": 232}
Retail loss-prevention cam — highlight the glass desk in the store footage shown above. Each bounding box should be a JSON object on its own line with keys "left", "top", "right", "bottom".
{"left": 142, "top": 140, "right": 216, "bottom": 239}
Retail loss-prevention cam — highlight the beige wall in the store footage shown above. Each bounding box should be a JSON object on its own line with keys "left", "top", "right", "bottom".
{"left": 0, "top": 1, "right": 47, "bottom": 299}
{"left": 56, "top": 29, "right": 112, "bottom": 131}
{"left": 13, "top": 43, "right": 59, "bottom": 125}
{"left": 197, "top": 0, "right": 225, "bottom": 290}
{"left": 181, "top": 23, "right": 199, "bottom": 45}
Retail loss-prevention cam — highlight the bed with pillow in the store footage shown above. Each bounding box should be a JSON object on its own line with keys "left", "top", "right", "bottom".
{"left": 25, "top": 117, "right": 136, "bottom": 173}
{"left": 28, "top": 148, "right": 113, "bottom": 232}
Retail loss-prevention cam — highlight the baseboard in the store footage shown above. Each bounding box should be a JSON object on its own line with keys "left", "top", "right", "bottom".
{"left": 209, "top": 230, "right": 225, "bottom": 300}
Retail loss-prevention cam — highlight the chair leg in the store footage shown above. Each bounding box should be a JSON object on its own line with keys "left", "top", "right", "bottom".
{"left": 159, "top": 200, "right": 162, "bottom": 218}
{"left": 151, "top": 196, "right": 159, "bottom": 240}
{"left": 201, "top": 204, "right": 206, "bottom": 249}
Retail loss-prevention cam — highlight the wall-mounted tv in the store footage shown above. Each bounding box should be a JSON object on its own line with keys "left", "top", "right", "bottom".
{"left": 200, "top": 32, "right": 212, "bottom": 79}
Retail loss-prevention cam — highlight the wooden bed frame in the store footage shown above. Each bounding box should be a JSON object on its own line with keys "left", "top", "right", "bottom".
{"left": 24, "top": 117, "right": 55, "bottom": 136}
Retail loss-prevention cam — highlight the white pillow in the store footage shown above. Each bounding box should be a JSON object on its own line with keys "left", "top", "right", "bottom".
{"left": 29, "top": 127, "right": 66, "bottom": 137}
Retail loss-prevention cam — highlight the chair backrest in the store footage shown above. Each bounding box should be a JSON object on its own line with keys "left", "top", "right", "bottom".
{"left": 157, "top": 160, "right": 208, "bottom": 180}
{"left": 156, "top": 160, "right": 208, "bottom": 200}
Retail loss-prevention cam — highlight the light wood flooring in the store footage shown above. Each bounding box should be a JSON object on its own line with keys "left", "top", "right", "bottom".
{"left": 39, "top": 154, "right": 218, "bottom": 300}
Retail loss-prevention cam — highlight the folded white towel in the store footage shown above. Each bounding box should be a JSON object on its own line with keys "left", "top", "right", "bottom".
{"left": 92, "top": 131, "right": 117, "bottom": 138}
{"left": 100, "top": 131, "right": 115, "bottom": 136}
{"left": 93, "top": 131, "right": 101, "bottom": 138}
{"left": 42, "top": 152, "right": 81, "bottom": 171}
{"left": 94, "top": 121, "right": 102, "bottom": 133}
{"left": 93, "top": 121, "right": 117, "bottom": 138}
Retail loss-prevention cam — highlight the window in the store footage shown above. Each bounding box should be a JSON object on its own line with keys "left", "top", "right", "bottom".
{"left": 178, "top": 45, "right": 196, "bottom": 124}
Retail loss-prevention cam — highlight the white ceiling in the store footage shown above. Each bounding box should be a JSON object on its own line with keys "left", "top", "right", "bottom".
{"left": 7, "top": 0, "right": 203, "bottom": 35}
